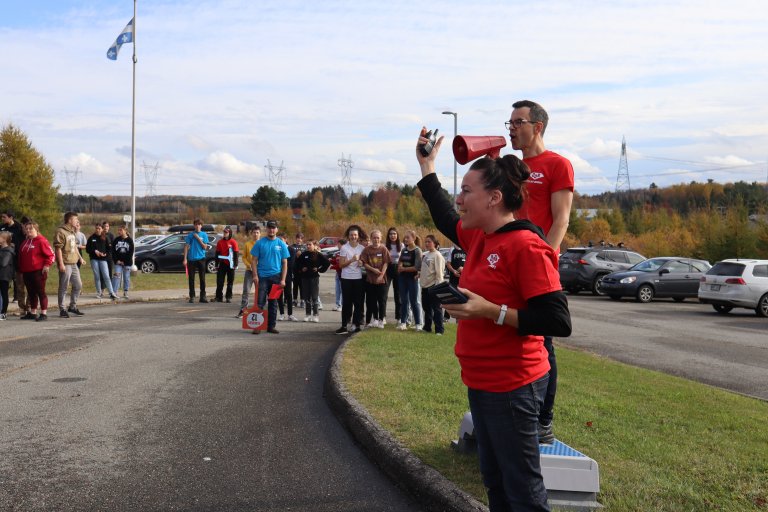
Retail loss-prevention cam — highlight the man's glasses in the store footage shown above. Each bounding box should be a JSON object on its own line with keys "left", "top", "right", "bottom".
{"left": 505, "top": 119, "right": 536, "bottom": 129}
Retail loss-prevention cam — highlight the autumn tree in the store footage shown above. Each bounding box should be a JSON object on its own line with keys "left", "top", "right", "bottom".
{"left": 0, "top": 124, "right": 60, "bottom": 234}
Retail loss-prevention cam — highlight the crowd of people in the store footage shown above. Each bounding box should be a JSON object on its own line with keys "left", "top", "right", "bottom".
{"left": 0, "top": 211, "right": 136, "bottom": 321}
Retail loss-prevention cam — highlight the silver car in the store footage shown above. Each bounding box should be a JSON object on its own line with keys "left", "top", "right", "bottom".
{"left": 698, "top": 259, "right": 768, "bottom": 317}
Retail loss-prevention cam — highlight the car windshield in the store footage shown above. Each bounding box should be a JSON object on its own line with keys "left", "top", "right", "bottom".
{"left": 707, "top": 262, "right": 746, "bottom": 276}
{"left": 629, "top": 258, "right": 668, "bottom": 272}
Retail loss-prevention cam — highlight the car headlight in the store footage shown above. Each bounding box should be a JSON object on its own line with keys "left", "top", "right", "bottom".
{"left": 620, "top": 276, "right": 637, "bottom": 284}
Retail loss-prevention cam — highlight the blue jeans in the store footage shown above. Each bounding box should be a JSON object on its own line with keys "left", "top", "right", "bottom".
{"left": 257, "top": 274, "right": 281, "bottom": 330}
{"left": 90, "top": 259, "right": 115, "bottom": 297}
{"left": 111, "top": 262, "right": 131, "bottom": 293}
{"left": 335, "top": 273, "right": 342, "bottom": 307}
{"left": 468, "top": 375, "right": 550, "bottom": 512}
{"left": 398, "top": 274, "right": 421, "bottom": 325}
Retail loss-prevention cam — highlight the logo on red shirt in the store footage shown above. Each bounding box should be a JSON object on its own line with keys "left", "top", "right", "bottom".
{"left": 487, "top": 253, "right": 500, "bottom": 269}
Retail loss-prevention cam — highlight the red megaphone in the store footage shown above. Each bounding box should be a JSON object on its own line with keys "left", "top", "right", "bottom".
{"left": 452, "top": 135, "right": 507, "bottom": 165}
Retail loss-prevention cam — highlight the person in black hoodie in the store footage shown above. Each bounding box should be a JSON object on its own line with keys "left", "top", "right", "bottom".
{"left": 294, "top": 239, "right": 329, "bottom": 322}
{"left": 111, "top": 225, "right": 134, "bottom": 299}
{"left": 86, "top": 224, "right": 117, "bottom": 300}
{"left": 0, "top": 231, "right": 15, "bottom": 320}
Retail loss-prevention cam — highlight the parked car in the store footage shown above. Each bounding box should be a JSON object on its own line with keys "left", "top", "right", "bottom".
{"left": 559, "top": 246, "right": 646, "bottom": 295}
{"left": 135, "top": 234, "right": 221, "bottom": 274}
{"left": 135, "top": 234, "right": 166, "bottom": 247}
{"left": 318, "top": 236, "right": 341, "bottom": 249}
{"left": 698, "top": 259, "right": 768, "bottom": 317}
{"left": 600, "top": 257, "right": 711, "bottom": 303}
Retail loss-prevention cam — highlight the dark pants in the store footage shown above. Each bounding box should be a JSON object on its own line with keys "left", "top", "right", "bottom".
{"left": 365, "top": 281, "right": 387, "bottom": 323}
{"left": 279, "top": 276, "right": 293, "bottom": 315}
{"left": 386, "top": 266, "right": 400, "bottom": 320}
{"left": 340, "top": 278, "right": 364, "bottom": 328}
{"left": 301, "top": 276, "right": 320, "bottom": 316}
{"left": 23, "top": 270, "right": 49, "bottom": 311}
{"left": 0, "top": 280, "right": 9, "bottom": 314}
{"left": 421, "top": 287, "right": 444, "bottom": 334}
{"left": 538, "top": 336, "right": 557, "bottom": 425}
{"left": 215, "top": 266, "right": 235, "bottom": 301}
{"left": 187, "top": 260, "right": 206, "bottom": 299}
{"left": 292, "top": 277, "right": 301, "bottom": 303}
{"left": 468, "top": 375, "right": 551, "bottom": 512}
{"left": 257, "top": 273, "right": 281, "bottom": 330}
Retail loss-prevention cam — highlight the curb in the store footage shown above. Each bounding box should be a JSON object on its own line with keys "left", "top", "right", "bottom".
{"left": 324, "top": 336, "right": 488, "bottom": 512}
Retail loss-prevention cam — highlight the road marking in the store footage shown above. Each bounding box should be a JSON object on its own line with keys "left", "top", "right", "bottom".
{"left": 176, "top": 309, "right": 205, "bottom": 314}
{"left": 0, "top": 336, "right": 28, "bottom": 345}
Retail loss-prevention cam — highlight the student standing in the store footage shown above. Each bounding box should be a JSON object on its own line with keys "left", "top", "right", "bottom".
{"left": 397, "top": 230, "right": 422, "bottom": 331}
{"left": 111, "top": 225, "right": 134, "bottom": 298}
{"left": 182, "top": 219, "right": 210, "bottom": 303}
{"left": 214, "top": 226, "right": 239, "bottom": 303}
{"left": 54, "top": 212, "right": 86, "bottom": 318}
{"left": 294, "top": 239, "right": 330, "bottom": 322}
{"left": 419, "top": 234, "right": 446, "bottom": 335}
{"left": 250, "top": 220, "right": 289, "bottom": 334}
{"left": 0, "top": 232, "right": 14, "bottom": 320}
{"left": 86, "top": 224, "right": 117, "bottom": 300}
{"left": 237, "top": 226, "right": 260, "bottom": 317}
{"left": 335, "top": 225, "right": 366, "bottom": 335}
{"left": 385, "top": 227, "right": 402, "bottom": 322}
{"left": 18, "top": 221, "right": 56, "bottom": 321}
{"left": 360, "top": 230, "right": 390, "bottom": 328}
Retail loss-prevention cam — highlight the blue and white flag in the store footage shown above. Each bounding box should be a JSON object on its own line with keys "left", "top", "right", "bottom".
{"left": 107, "top": 18, "right": 134, "bottom": 60}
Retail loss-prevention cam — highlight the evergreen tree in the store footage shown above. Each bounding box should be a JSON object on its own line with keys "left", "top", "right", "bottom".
{"left": 250, "top": 186, "right": 287, "bottom": 217}
{"left": 0, "top": 124, "right": 60, "bottom": 234}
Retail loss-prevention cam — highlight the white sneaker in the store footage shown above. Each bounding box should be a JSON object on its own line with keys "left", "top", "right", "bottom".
{"left": 278, "top": 314, "right": 285, "bottom": 321}
{"left": 303, "top": 316, "right": 312, "bottom": 322}
{"left": 381, "top": 318, "right": 387, "bottom": 326}
{"left": 376, "top": 320, "right": 385, "bottom": 329}
{"left": 318, "top": 300, "right": 323, "bottom": 310}
{"left": 414, "top": 324, "right": 424, "bottom": 331}
{"left": 288, "top": 315, "right": 299, "bottom": 322}
{"left": 397, "top": 323, "right": 407, "bottom": 331}
{"left": 312, "top": 315, "right": 320, "bottom": 323}
{"left": 332, "top": 305, "right": 340, "bottom": 311}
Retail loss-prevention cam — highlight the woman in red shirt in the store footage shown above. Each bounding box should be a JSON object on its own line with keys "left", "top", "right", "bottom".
{"left": 416, "top": 129, "right": 571, "bottom": 511}
{"left": 214, "top": 227, "right": 239, "bottom": 303}
{"left": 18, "top": 220, "right": 56, "bottom": 321}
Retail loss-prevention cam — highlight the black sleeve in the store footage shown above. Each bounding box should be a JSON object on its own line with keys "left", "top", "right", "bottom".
{"left": 127, "top": 239, "right": 134, "bottom": 262}
{"left": 417, "top": 173, "right": 461, "bottom": 248}
{"left": 233, "top": 250, "right": 239, "bottom": 269}
{"left": 517, "top": 291, "right": 572, "bottom": 337}
{"left": 293, "top": 253, "right": 303, "bottom": 274}
{"left": 317, "top": 253, "right": 330, "bottom": 273}
{"left": 85, "top": 238, "right": 95, "bottom": 258}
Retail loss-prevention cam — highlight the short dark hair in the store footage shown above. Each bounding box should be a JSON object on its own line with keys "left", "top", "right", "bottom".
{"left": 512, "top": 100, "right": 549, "bottom": 135}
{"left": 2, "top": 210, "right": 14, "bottom": 218}
{"left": 193, "top": 218, "right": 203, "bottom": 225}
{"left": 64, "top": 211, "right": 78, "bottom": 224}
{"left": 469, "top": 155, "right": 530, "bottom": 212}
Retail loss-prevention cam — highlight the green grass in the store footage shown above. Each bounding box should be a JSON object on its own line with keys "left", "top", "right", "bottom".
{"left": 342, "top": 325, "right": 768, "bottom": 511}
{"left": 43, "top": 268, "right": 189, "bottom": 295}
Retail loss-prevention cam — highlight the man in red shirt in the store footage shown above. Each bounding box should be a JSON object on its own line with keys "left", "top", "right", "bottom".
{"left": 508, "top": 100, "right": 574, "bottom": 443}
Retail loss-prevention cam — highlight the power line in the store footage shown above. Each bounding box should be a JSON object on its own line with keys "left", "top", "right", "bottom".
{"left": 615, "top": 136, "right": 630, "bottom": 193}
{"left": 265, "top": 159, "right": 285, "bottom": 191}
{"left": 60, "top": 167, "right": 82, "bottom": 210}
{"left": 338, "top": 153, "right": 353, "bottom": 197}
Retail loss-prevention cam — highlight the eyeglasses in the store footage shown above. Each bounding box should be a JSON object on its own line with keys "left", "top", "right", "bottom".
{"left": 505, "top": 119, "right": 536, "bottom": 129}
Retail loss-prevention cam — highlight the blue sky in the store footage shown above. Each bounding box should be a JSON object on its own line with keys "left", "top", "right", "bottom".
{"left": 2, "top": 0, "right": 768, "bottom": 198}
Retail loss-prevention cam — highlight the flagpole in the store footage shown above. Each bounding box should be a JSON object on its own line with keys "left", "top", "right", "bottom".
{"left": 130, "top": 0, "right": 137, "bottom": 270}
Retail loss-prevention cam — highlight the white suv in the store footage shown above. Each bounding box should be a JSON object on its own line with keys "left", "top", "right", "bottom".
{"left": 698, "top": 259, "right": 768, "bottom": 317}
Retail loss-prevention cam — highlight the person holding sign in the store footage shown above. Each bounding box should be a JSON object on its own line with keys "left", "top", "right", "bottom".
{"left": 215, "top": 226, "right": 239, "bottom": 303}
{"left": 250, "top": 220, "right": 288, "bottom": 334}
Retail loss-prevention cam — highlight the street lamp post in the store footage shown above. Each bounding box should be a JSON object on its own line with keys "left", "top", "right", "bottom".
{"left": 442, "top": 111, "right": 458, "bottom": 208}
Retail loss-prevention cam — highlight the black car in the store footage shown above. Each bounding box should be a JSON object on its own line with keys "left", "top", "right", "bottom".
{"left": 600, "top": 257, "right": 711, "bottom": 303}
{"left": 559, "top": 246, "right": 646, "bottom": 295}
{"left": 135, "top": 234, "right": 221, "bottom": 274}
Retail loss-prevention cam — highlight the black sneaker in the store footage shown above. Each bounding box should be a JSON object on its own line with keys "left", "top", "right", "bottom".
{"left": 59, "top": 310, "right": 70, "bottom": 318}
{"left": 236, "top": 310, "right": 244, "bottom": 318}
{"left": 21, "top": 312, "right": 36, "bottom": 320}
{"left": 199, "top": 298, "right": 209, "bottom": 303}
{"left": 36, "top": 314, "right": 47, "bottom": 322}
{"left": 335, "top": 326, "right": 349, "bottom": 335}
{"left": 188, "top": 298, "right": 194, "bottom": 303}
{"left": 538, "top": 422, "right": 555, "bottom": 444}
{"left": 267, "top": 328, "right": 279, "bottom": 334}
{"left": 67, "top": 307, "right": 85, "bottom": 316}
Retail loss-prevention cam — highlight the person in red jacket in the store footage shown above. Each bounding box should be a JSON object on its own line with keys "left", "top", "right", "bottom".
{"left": 214, "top": 226, "right": 239, "bottom": 303}
{"left": 18, "top": 220, "right": 56, "bottom": 321}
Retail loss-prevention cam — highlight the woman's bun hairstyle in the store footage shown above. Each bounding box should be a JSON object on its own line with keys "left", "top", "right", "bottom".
{"left": 469, "top": 155, "right": 530, "bottom": 211}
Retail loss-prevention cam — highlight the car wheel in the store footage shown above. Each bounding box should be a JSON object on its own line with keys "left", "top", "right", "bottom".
{"left": 712, "top": 304, "right": 733, "bottom": 314}
{"left": 591, "top": 274, "right": 607, "bottom": 296}
{"left": 140, "top": 260, "right": 157, "bottom": 274}
{"left": 756, "top": 293, "right": 768, "bottom": 318}
{"left": 609, "top": 295, "right": 622, "bottom": 301}
{"left": 635, "top": 284, "right": 654, "bottom": 303}
{"left": 206, "top": 258, "right": 218, "bottom": 274}
{"left": 673, "top": 297, "right": 685, "bottom": 303}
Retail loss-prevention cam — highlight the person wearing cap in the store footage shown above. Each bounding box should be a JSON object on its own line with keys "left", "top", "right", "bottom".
{"left": 250, "top": 220, "right": 289, "bottom": 334}
{"left": 215, "top": 226, "right": 239, "bottom": 303}
{"left": 183, "top": 219, "right": 210, "bottom": 303}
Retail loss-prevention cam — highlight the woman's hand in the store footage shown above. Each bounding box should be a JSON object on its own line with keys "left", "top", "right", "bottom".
{"left": 416, "top": 127, "right": 445, "bottom": 177}
{"left": 442, "top": 287, "right": 498, "bottom": 321}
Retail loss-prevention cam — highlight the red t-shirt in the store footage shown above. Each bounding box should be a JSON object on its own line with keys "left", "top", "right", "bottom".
{"left": 455, "top": 222, "right": 561, "bottom": 392}
{"left": 515, "top": 150, "right": 574, "bottom": 235}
